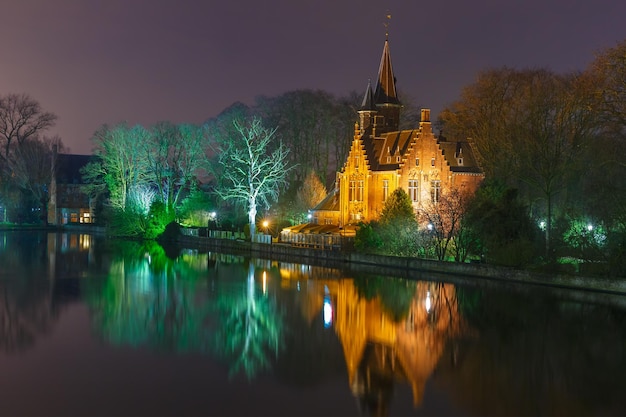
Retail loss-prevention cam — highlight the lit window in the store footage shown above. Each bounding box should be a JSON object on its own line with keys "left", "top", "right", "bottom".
{"left": 430, "top": 180, "right": 441, "bottom": 203}
{"left": 383, "top": 180, "right": 389, "bottom": 201}
{"left": 408, "top": 180, "right": 419, "bottom": 202}
{"left": 357, "top": 180, "right": 364, "bottom": 202}
{"left": 349, "top": 180, "right": 356, "bottom": 201}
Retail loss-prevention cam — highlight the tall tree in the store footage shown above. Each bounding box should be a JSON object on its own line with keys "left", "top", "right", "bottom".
{"left": 0, "top": 93, "right": 57, "bottom": 222}
{"left": 585, "top": 40, "right": 626, "bottom": 228}
{"left": 146, "top": 122, "right": 205, "bottom": 212}
{"left": 419, "top": 188, "right": 472, "bottom": 261}
{"left": 9, "top": 135, "right": 65, "bottom": 223}
{"left": 0, "top": 93, "right": 57, "bottom": 161}
{"left": 82, "top": 123, "right": 151, "bottom": 211}
{"left": 440, "top": 68, "right": 598, "bottom": 256}
{"left": 256, "top": 89, "right": 354, "bottom": 186}
{"left": 296, "top": 170, "right": 327, "bottom": 211}
{"left": 210, "top": 117, "right": 293, "bottom": 238}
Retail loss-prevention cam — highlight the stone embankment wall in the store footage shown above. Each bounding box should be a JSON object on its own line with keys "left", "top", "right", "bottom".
{"left": 176, "top": 235, "right": 626, "bottom": 296}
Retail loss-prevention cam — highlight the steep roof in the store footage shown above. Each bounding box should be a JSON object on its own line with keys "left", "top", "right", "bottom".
{"left": 361, "top": 129, "right": 415, "bottom": 171}
{"left": 312, "top": 189, "right": 339, "bottom": 211}
{"left": 438, "top": 140, "right": 483, "bottom": 173}
{"left": 359, "top": 129, "right": 482, "bottom": 174}
{"left": 359, "top": 80, "right": 377, "bottom": 112}
{"left": 374, "top": 40, "right": 400, "bottom": 106}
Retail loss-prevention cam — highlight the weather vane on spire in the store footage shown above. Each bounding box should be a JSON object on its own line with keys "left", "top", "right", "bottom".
{"left": 384, "top": 11, "right": 391, "bottom": 40}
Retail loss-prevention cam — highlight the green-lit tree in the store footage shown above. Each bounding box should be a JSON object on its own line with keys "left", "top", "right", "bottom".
{"left": 82, "top": 122, "right": 151, "bottom": 211}
{"left": 145, "top": 122, "right": 205, "bottom": 213}
{"left": 210, "top": 117, "right": 293, "bottom": 238}
{"left": 355, "top": 188, "right": 420, "bottom": 257}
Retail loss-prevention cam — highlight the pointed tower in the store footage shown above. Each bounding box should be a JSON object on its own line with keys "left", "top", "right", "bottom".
{"left": 373, "top": 39, "right": 402, "bottom": 133}
{"left": 357, "top": 80, "right": 377, "bottom": 133}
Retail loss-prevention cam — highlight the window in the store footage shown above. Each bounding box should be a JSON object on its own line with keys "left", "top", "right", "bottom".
{"left": 415, "top": 157, "right": 419, "bottom": 166}
{"left": 383, "top": 180, "right": 389, "bottom": 202}
{"left": 396, "top": 156, "right": 401, "bottom": 162}
{"left": 349, "top": 180, "right": 355, "bottom": 201}
{"left": 386, "top": 156, "right": 391, "bottom": 163}
{"left": 350, "top": 180, "right": 364, "bottom": 202}
{"left": 408, "top": 180, "right": 419, "bottom": 202}
{"left": 458, "top": 157, "right": 463, "bottom": 166}
{"left": 430, "top": 180, "right": 441, "bottom": 203}
{"left": 357, "top": 180, "right": 364, "bottom": 202}
{"left": 431, "top": 157, "right": 436, "bottom": 167}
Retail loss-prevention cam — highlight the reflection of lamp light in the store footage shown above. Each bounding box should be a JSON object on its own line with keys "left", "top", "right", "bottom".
{"left": 323, "top": 295, "right": 333, "bottom": 328}
{"left": 425, "top": 290, "right": 432, "bottom": 313}
{"left": 262, "top": 271, "right": 267, "bottom": 295}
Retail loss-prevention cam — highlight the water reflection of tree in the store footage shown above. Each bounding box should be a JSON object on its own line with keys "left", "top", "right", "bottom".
{"left": 352, "top": 274, "right": 417, "bottom": 321}
{"left": 212, "top": 260, "right": 284, "bottom": 380}
{"left": 436, "top": 287, "right": 626, "bottom": 415}
{"left": 0, "top": 279, "right": 55, "bottom": 352}
{"left": 85, "top": 240, "right": 211, "bottom": 352}
{"left": 0, "top": 231, "right": 56, "bottom": 353}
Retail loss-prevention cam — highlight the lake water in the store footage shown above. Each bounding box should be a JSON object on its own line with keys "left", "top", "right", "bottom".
{"left": 1, "top": 231, "right": 625, "bottom": 416}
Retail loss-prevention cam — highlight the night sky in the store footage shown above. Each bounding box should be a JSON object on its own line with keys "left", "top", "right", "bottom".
{"left": 1, "top": 0, "right": 625, "bottom": 155}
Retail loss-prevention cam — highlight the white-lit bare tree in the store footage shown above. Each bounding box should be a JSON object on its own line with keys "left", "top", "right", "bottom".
{"left": 211, "top": 117, "right": 293, "bottom": 238}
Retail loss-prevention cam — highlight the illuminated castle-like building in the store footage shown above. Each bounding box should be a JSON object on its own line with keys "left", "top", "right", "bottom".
{"left": 310, "top": 37, "right": 484, "bottom": 228}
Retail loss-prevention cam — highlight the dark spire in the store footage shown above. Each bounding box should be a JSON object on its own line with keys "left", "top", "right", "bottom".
{"left": 359, "top": 80, "right": 377, "bottom": 112}
{"left": 374, "top": 39, "right": 401, "bottom": 106}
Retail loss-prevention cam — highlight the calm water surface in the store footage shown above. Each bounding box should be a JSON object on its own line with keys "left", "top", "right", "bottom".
{"left": 0, "top": 231, "right": 625, "bottom": 416}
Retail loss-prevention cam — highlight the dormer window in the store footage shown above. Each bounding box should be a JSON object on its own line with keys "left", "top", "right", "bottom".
{"left": 386, "top": 156, "right": 391, "bottom": 163}
{"left": 415, "top": 157, "right": 420, "bottom": 166}
{"left": 458, "top": 157, "right": 464, "bottom": 166}
{"left": 396, "top": 156, "right": 401, "bottom": 162}
{"left": 431, "top": 157, "right": 435, "bottom": 167}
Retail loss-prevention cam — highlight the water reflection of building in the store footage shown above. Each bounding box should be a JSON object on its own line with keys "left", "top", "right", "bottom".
{"left": 47, "top": 233, "right": 95, "bottom": 280}
{"left": 289, "top": 275, "right": 464, "bottom": 415}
